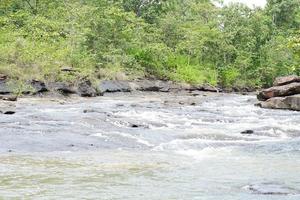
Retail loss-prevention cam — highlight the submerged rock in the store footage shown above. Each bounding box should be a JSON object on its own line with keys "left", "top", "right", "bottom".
{"left": 245, "top": 182, "right": 299, "bottom": 195}
{"left": 241, "top": 130, "right": 254, "bottom": 134}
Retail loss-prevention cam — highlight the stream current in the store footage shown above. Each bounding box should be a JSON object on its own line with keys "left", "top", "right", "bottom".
{"left": 0, "top": 92, "right": 300, "bottom": 199}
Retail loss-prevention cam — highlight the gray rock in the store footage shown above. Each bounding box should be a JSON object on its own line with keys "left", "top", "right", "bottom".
{"left": 98, "top": 80, "right": 132, "bottom": 93}
{"left": 273, "top": 75, "right": 300, "bottom": 86}
{"left": 257, "top": 82, "right": 300, "bottom": 101}
{"left": 245, "top": 182, "right": 299, "bottom": 195}
{"left": 257, "top": 94, "right": 300, "bottom": 111}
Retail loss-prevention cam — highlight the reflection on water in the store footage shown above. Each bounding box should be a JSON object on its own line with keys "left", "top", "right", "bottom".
{"left": 0, "top": 92, "right": 300, "bottom": 199}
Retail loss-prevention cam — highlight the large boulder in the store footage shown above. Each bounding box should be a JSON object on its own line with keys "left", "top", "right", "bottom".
{"left": 257, "top": 82, "right": 300, "bottom": 101}
{"left": 257, "top": 94, "right": 300, "bottom": 111}
{"left": 273, "top": 75, "right": 300, "bottom": 86}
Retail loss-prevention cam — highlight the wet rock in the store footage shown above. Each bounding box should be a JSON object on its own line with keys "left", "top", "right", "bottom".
{"left": 2, "top": 110, "right": 15, "bottom": 115}
{"left": 129, "top": 123, "right": 149, "bottom": 129}
{"left": 30, "top": 80, "right": 48, "bottom": 94}
{"left": 245, "top": 182, "right": 299, "bottom": 195}
{"left": 273, "top": 75, "right": 300, "bottom": 86}
{"left": 257, "top": 82, "right": 300, "bottom": 101}
{"left": 98, "top": 80, "right": 131, "bottom": 93}
{"left": 241, "top": 130, "right": 254, "bottom": 134}
{"left": 77, "top": 80, "right": 97, "bottom": 97}
{"left": 83, "top": 109, "right": 98, "bottom": 113}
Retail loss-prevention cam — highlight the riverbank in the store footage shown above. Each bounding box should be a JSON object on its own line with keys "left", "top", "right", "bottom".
{"left": 0, "top": 77, "right": 257, "bottom": 101}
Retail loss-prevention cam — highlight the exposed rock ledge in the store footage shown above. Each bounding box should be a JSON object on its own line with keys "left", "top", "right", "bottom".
{"left": 0, "top": 78, "right": 222, "bottom": 100}
{"left": 257, "top": 75, "right": 300, "bottom": 111}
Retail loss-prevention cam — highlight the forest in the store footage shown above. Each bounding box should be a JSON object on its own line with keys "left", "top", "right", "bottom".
{"left": 0, "top": 0, "right": 299, "bottom": 90}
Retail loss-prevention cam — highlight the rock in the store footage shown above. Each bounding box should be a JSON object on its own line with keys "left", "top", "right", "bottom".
{"left": 77, "top": 80, "right": 97, "bottom": 97}
{"left": 241, "top": 130, "right": 254, "bottom": 134}
{"left": 273, "top": 75, "right": 300, "bottom": 86}
{"left": 129, "top": 123, "right": 149, "bottom": 129}
{"left": 257, "top": 95, "right": 300, "bottom": 111}
{"left": 0, "top": 95, "right": 17, "bottom": 101}
{"left": 30, "top": 80, "right": 48, "bottom": 94}
{"left": 199, "top": 84, "right": 221, "bottom": 93}
{"left": 284, "top": 94, "right": 300, "bottom": 111}
{"left": 134, "top": 80, "right": 171, "bottom": 92}
{"left": 2, "top": 110, "right": 15, "bottom": 115}
{"left": 257, "top": 82, "right": 300, "bottom": 101}
{"left": 245, "top": 182, "right": 299, "bottom": 196}
{"left": 98, "top": 80, "right": 132, "bottom": 93}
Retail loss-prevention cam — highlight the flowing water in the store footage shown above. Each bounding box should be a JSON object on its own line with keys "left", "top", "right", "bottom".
{"left": 1, "top": 92, "right": 300, "bottom": 199}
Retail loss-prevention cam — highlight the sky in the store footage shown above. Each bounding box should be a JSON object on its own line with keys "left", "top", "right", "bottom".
{"left": 224, "top": 0, "right": 267, "bottom": 8}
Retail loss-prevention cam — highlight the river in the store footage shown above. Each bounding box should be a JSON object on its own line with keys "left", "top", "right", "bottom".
{"left": 1, "top": 92, "right": 300, "bottom": 199}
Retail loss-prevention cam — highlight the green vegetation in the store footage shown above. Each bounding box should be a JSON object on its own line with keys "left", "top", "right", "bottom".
{"left": 0, "top": 0, "right": 299, "bottom": 88}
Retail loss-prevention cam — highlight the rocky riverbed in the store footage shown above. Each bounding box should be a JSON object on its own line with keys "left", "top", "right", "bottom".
{"left": 0, "top": 92, "right": 300, "bottom": 199}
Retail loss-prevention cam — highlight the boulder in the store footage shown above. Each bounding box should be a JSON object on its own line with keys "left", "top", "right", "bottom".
{"left": 257, "top": 82, "right": 300, "bottom": 101}
{"left": 273, "top": 75, "right": 300, "bottom": 86}
{"left": 257, "top": 95, "right": 300, "bottom": 111}
{"left": 77, "top": 80, "right": 97, "bottom": 97}
{"left": 98, "top": 80, "right": 131, "bottom": 93}
{"left": 284, "top": 94, "right": 300, "bottom": 111}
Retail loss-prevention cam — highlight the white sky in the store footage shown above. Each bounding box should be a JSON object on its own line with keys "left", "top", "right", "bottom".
{"left": 224, "top": 0, "right": 267, "bottom": 8}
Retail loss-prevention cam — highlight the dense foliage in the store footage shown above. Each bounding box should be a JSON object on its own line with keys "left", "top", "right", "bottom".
{"left": 0, "top": 0, "right": 299, "bottom": 88}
